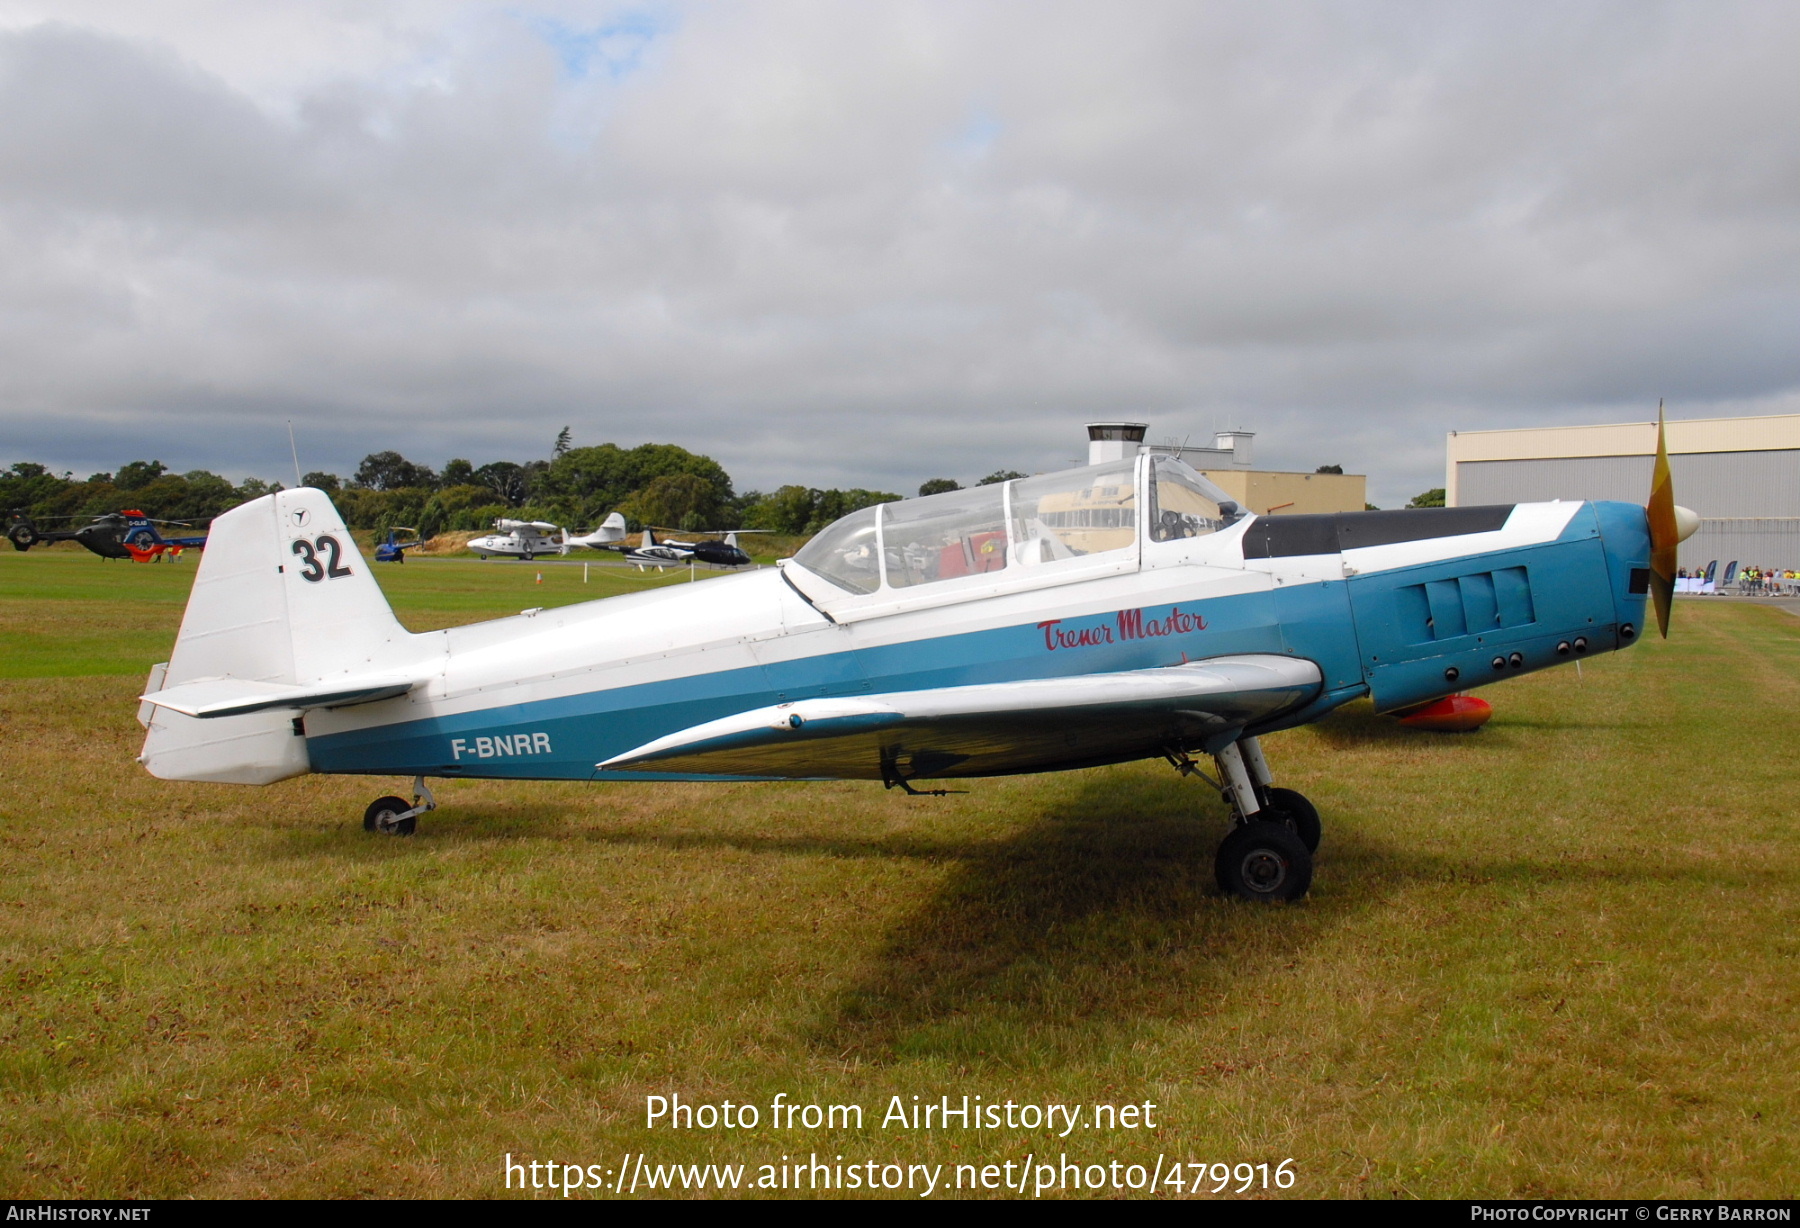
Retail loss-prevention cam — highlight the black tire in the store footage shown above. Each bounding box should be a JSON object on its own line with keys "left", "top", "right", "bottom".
{"left": 1215, "top": 820, "right": 1312, "bottom": 902}
{"left": 8, "top": 523, "right": 37, "bottom": 551}
{"left": 521, "top": 551, "right": 534, "bottom": 562}
{"left": 1262, "top": 786, "right": 1322, "bottom": 853}
{"left": 363, "top": 795, "right": 417, "bottom": 836}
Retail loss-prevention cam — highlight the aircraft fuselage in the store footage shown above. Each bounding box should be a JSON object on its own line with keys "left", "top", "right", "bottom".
{"left": 298, "top": 498, "right": 1650, "bottom": 782}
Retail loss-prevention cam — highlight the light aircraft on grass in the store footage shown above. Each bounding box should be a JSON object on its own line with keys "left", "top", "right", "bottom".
{"left": 135, "top": 416, "right": 1696, "bottom": 901}
{"left": 563, "top": 512, "right": 631, "bottom": 552}
{"left": 597, "top": 527, "right": 770, "bottom": 570}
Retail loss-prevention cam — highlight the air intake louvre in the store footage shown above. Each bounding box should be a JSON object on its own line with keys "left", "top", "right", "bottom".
{"left": 1396, "top": 567, "right": 1537, "bottom": 644}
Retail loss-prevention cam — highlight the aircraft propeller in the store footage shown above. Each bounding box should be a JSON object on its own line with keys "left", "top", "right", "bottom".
{"left": 1646, "top": 401, "right": 1701, "bottom": 639}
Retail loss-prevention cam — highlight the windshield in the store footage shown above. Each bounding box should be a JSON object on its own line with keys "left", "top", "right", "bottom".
{"left": 792, "top": 504, "right": 881, "bottom": 593}
{"left": 1148, "top": 456, "right": 1230, "bottom": 541}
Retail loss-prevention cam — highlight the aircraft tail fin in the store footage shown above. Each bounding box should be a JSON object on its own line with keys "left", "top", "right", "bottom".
{"left": 643, "top": 528, "right": 656, "bottom": 548}
{"left": 139, "top": 489, "right": 419, "bottom": 784}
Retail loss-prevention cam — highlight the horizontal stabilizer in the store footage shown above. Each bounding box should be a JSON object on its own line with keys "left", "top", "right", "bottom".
{"left": 141, "top": 675, "right": 418, "bottom": 719}
{"left": 600, "top": 654, "right": 1321, "bottom": 781}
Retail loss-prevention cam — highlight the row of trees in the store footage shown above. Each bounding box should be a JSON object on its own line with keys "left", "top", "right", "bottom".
{"left": 2, "top": 434, "right": 910, "bottom": 540}
{"left": 316, "top": 440, "right": 906, "bottom": 537}
{"left": 1, "top": 461, "right": 286, "bottom": 528}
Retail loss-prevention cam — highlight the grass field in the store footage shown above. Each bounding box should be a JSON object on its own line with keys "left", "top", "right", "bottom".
{"left": 0, "top": 548, "right": 1795, "bottom": 1199}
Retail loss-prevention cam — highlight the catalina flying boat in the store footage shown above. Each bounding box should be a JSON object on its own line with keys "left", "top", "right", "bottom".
{"left": 135, "top": 419, "right": 1696, "bottom": 901}
{"left": 467, "top": 518, "right": 566, "bottom": 561}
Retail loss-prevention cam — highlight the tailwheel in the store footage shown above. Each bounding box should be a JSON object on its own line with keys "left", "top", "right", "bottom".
{"left": 363, "top": 795, "right": 417, "bottom": 836}
{"left": 1215, "top": 820, "right": 1312, "bottom": 902}
{"left": 1261, "top": 786, "right": 1321, "bottom": 853}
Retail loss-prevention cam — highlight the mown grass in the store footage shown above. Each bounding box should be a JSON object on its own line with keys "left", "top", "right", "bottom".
{"left": 0, "top": 548, "right": 1794, "bottom": 1199}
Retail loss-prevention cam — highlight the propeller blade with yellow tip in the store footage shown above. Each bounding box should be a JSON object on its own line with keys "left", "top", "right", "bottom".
{"left": 1646, "top": 401, "right": 1700, "bottom": 639}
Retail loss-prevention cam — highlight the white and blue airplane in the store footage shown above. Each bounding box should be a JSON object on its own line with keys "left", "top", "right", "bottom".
{"left": 466, "top": 518, "right": 566, "bottom": 560}
{"left": 135, "top": 433, "right": 1693, "bottom": 901}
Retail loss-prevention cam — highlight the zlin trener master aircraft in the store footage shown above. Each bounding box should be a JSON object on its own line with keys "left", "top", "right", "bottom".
{"left": 136, "top": 422, "right": 1694, "bottom": 901}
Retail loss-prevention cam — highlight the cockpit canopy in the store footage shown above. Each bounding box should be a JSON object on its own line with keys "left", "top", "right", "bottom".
{"left": 792, "top": 454, "right": 1234, "bottom": 598}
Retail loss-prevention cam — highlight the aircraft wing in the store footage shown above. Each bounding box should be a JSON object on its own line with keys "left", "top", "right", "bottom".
{"left": 599, "top": 654, "right": 1320, "bottom": 781}
{"left": 140, "top": 675, "right": 419, "bottom": 718}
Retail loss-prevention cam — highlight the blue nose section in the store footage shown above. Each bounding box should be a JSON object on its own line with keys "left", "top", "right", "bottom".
{"left": 1333, "top": 501, "right": 1654, "bottom": 713}
{"left": 1590, "top": 500, "right": 1652, "bottom": 635}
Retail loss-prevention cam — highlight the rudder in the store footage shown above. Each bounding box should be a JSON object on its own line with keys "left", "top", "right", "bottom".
{"left": 139, "top": 489, "right": 417, "bottom": 784}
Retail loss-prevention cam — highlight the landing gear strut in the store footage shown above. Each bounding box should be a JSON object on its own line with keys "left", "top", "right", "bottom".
{"left": 1172, "top": 736, "right": 1320, "bottom": 901}
{"left": 363, "top": 776, "right": 436, "bottom": 836}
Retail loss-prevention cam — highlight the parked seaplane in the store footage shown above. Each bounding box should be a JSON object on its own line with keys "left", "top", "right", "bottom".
{"left": 467, "top": 518, "right": 566, "bottom": 560}
{"left": 135, "top": 418, "right": 1694, "bottom": 901}
{"left": 468, "top": 513, "right": 632, "bottom": 560}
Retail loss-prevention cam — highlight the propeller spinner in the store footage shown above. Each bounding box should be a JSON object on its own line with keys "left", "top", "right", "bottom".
{"left": 1646, "top": 401, "right": 1701, "bottom": 638}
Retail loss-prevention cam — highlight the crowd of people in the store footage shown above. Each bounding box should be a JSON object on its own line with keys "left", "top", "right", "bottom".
{"left": 1676, "top": 565, "right": 1800, "bottom": 595}
{"left": 1733, "top": 566, "right": 1799, "bottom": 595}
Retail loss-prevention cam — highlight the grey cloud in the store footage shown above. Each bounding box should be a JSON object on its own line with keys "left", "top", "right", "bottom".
{"left": 0, "top": 2, "right": 1796, "bottom": 507}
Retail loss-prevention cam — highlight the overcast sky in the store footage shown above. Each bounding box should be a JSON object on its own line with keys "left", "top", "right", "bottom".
{"left": 1, "top": 1, "right": 1796, "bottom": 507}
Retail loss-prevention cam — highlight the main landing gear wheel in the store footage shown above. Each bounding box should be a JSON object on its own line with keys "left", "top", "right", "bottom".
{"left": 1216, "top": 821, "right": 1312, "bottom": 902}
{"left": 363, "top": 795, "right": 416, "bottom": 836}
{"left": 521, "top": 551, "right": 534, "bottom": 562}
{"left": 1262, "top": 786, "right": 1321, "bottom": 853}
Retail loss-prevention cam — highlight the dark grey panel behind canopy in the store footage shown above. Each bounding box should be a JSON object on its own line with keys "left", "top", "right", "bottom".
{"left": 1241, "top": 506, "right": 1516, "bottom": 559}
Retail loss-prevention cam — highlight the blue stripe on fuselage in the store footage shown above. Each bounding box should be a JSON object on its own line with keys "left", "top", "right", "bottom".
{"left": 304, "top": 587, "right": 1288, "bottom": 780}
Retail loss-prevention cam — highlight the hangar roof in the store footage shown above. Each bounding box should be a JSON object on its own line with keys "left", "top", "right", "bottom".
{"left": 1448, "top": 412, "right": 1800, "bottom": 463}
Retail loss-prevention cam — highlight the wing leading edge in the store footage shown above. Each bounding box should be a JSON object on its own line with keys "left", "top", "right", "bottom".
{"left": 600, "top": 654, "right": 1322, "bottom": 782}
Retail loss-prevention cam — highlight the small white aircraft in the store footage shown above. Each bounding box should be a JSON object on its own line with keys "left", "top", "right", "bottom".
{"left": 601, "top": 527, "right": 768, "bottom": 570}
{"left": 563, "top": 512, "right": 630, "bottom": 552}
{"left": 136, "top": 424, "right": 1695, "bottom": 901}
{"left": 467, "top": 518, "right": 566, "bottom": 561}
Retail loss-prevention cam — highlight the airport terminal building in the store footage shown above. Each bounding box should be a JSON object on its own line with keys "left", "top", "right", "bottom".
{"left": 1446, "top": 412, "right": 1800, "bottom": 571}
